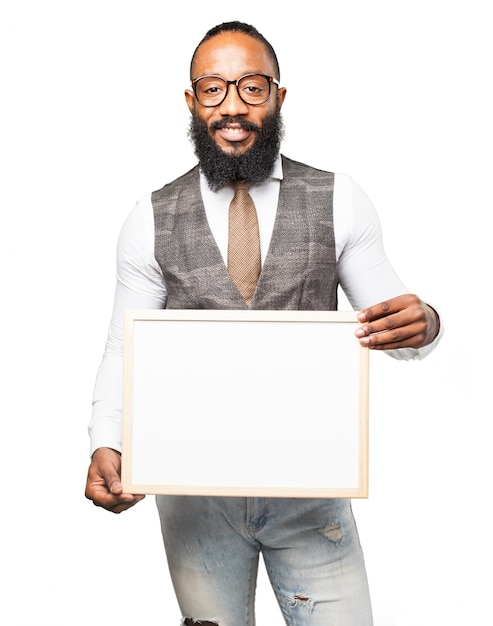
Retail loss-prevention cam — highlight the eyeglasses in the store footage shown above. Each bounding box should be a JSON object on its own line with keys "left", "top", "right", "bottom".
{"left": 191, "top": 73, "right": 280, "bottom": 107}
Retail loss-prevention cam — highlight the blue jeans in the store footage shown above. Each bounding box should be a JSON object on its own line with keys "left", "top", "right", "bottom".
{"left": 156, "top": 496, "right": 373, "bottom": 626}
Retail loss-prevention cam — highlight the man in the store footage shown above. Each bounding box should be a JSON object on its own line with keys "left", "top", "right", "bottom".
{"left": 85, "top": 21, "right": 442, "bottom": 626}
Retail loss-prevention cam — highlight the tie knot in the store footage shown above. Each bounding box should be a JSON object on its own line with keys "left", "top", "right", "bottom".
{"left": 233, "top": 180, "right": 250, "bottom": 193}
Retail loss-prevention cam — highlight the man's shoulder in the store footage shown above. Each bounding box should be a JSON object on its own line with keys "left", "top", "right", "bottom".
{"left": 152, "top": 164, "right": 201, "bottom": 201}
{"left": 281, "top": 155, "right": 334, "bottom": 182}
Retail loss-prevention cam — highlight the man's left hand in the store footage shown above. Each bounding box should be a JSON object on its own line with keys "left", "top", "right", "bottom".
{"left": 355, "top": 294, "right": 440, "bottom": 351}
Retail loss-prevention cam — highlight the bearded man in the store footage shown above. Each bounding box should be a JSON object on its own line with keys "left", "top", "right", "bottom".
{"left": 85, "top": 21, "right": 442, "bottom": 626}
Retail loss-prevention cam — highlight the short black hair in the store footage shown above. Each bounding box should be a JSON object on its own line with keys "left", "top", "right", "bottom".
{"left": 190, "top": 21, "right": 280, "bottom": 81}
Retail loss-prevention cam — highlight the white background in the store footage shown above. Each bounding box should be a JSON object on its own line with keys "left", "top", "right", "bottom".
{"left": 1, "top": 1, "right": 491, "bottom": 624}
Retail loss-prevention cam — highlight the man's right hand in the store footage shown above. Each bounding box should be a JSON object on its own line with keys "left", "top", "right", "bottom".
{"left": 85, "top": 447, "right": 145, "bottom": 513}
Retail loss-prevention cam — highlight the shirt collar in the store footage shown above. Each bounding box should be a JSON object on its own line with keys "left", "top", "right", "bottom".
{"left": 271, "top": 153, "right": 283, "bottom": 181}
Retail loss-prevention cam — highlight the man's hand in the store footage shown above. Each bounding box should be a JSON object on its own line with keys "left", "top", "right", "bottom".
{"left": 85, "top": 447, "right": 145, "bottom": 514}
{"left": 355, "top": 294, "right": 440, "bottom": 351}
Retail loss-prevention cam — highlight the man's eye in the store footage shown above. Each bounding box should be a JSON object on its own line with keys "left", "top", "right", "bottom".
{"left": 198, "top": 80, "right": 225, "bottom": 95}
{"left": 239, "top": 77, "right": 268, "bottom": 97}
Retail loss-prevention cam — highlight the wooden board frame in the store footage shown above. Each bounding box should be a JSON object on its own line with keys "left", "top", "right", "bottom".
{"left": 122, "top": 309, "right": 369, "bottom": 498}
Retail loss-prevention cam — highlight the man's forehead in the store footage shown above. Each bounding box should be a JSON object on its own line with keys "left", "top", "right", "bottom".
{"left": 192, "top": 32, "right": 274, "bottom": 77}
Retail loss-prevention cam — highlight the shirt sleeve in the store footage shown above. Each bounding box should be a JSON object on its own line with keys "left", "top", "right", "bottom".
{"left": 334, "top": 174, "right": 443, "bottom": 361}
{"left": 88, "top": 195, "right": 167, "bottom": 455}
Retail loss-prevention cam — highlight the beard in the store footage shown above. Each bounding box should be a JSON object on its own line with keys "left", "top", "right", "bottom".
{"left": 188, "top": 108, "right": 285, "bottom": 191}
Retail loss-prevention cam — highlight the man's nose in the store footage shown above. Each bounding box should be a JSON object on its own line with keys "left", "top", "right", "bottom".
{"left": 218, "top": 83, "right": 249, "bottom": 116}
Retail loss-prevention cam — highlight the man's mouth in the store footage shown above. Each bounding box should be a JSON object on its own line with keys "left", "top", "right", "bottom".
{"left": 211, "top": 119, "right": 260, "bottom": 143}
{"left": 217, "top": 124, "right": 250, "bottom": 142}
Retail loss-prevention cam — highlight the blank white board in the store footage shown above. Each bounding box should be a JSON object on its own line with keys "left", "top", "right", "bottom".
{"left": 122, "top": 309, "right": 369, "bottom": 498}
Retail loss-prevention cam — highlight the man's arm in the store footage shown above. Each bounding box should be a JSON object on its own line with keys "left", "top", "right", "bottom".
{"left": 85, "top": 196, "right": 166, "bottom": 511}
{"left": 334, "top": 175, "right": 442, "bottom": 358}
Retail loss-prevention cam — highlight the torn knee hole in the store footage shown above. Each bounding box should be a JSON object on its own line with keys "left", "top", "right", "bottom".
{"left": 291, "top": 593, "right": 314, "bottom": 610}
{"left": 318, "top": 522, "right": 343, "bottom": 542}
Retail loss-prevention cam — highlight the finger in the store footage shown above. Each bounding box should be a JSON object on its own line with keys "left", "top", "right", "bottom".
{"left": 356, "top": 298, "right": 428, "bottom": 337}
{"left": 90, "top": 486, "right": 145, "bottom": 513}
{"left": 357, "top": 301, "right": 392, "bottom": 324}
{"left": 108, "top": 496, "right": 146, "bottom": 515}
{"left": 356, "top": 311, "right": 406, "bottom": 338}
{"left": 358, "top": 321, "right": 429, "bottom": 350}
{"left": 357, "top": 294, "right": 421, "bottom": 324}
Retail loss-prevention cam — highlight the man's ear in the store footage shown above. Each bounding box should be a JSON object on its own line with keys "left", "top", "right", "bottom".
{"left": 276, "top": 87, "right": 287, "bottom": 110}
{"left": 185, "top": 89, "right": 195, "bottom": 113}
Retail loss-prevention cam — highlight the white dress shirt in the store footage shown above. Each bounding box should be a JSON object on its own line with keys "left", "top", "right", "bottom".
{"left": 89, "top": 155, "right": 443, "bottom": 454}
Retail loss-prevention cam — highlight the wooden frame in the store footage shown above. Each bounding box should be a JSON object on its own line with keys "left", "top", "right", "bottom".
{"left": 122, "top": 310, "right": 369, "bottom": 498}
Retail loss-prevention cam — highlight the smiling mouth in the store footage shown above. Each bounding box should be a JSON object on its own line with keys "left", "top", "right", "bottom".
{"left": 217, "top": 125, "right": 251, "bottom": 142}
{"left": 211, "top": 119, "right": 260, "bottom": 143}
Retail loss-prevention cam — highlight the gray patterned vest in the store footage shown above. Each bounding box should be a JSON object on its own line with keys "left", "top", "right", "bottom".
{"left": 152, "top": 155, "right": 338, "bottom": 310}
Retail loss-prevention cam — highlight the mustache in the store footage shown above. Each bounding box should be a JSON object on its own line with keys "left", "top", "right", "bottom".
{"left": 210, "top": 117, "right": 261, "bottom": 133}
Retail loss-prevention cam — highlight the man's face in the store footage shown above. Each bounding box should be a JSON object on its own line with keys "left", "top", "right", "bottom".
{"left": 185, "top": 31, "right": 287, "bottom": 157}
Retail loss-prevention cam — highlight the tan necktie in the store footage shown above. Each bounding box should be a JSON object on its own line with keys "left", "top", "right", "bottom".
{"left": 227, "top": 181, "right": 261, "bottom": 305}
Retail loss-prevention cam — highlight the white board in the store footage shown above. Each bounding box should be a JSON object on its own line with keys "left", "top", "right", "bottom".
{"left": 122, "top": 309, "right": 369, "bottom": 497}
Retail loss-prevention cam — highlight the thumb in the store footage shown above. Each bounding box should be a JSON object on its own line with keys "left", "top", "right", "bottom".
{"left": 99, "top": 464, "right": 123, "bottom": 495}
{"left": 106, "top": 473, "right": 123, "bottom": 494}
{"left": 91, "top": 448, "right": 124, "bottom": 496}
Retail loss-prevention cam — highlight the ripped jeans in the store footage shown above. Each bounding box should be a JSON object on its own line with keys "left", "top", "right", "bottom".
{"left": 156, "top": 496, "right": 373, "bottom": 626}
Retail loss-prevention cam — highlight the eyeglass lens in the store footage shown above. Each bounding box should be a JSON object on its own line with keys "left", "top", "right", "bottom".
{"left": 194, "top": 74, "right": 271, "bottom": 106}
